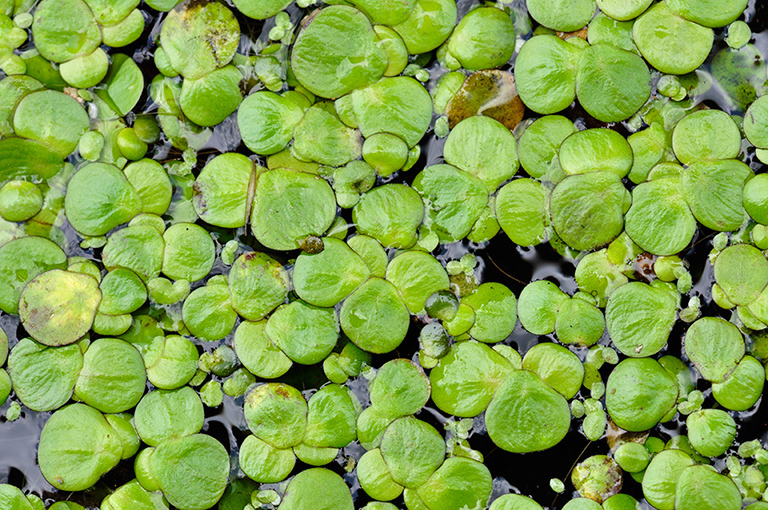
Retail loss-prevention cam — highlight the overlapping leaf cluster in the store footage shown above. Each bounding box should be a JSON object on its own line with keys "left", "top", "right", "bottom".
{"left": 1, "top": 0, "right": 768, "bottom": 509}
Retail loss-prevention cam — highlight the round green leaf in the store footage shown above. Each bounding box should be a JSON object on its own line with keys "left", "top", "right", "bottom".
{"left": 684, "top": 317, "right": 745, "bottom": 382}
{"left": 19, "top": 269, "right": 101, "bottom": 347}
{"left": 606, "top": 281, "right": 678, "bottom": 357}
{"left": 8, "top": 338, "right": 83, "bottom": 411}
{"left": 576, "top": 43, "right": 651, "bottom": 123}
{"left": 159, "top": 1, "right": 240, "bottom": 79}
{"left": 486, "top": 370, "right": 571, "bottom": 453}
{"left": 149, "top": 434, "right": 229, "bottom": 510}
{"left": 193, "top": 153, "right": 253, "bottom": 228}
{"left": 642, "top": 449, "right": 694, "bottom": 510}
{"left": 162, "top": 222, "right": 215, "bottom": 282}
{"left": 74, "top": 338, "right": 146, "bottom": 413}
{"left": 417, "top": 457, "right": 493, "bottom": 510}
{"left": 446, "top": 7, "right": 515, "bottom": 71}
{"left": 559, "top": 128, "right": 634, "bottom": 178}
{"left": 462, "top": 282, "right": 517, "bottom": 343}
{"left": 292, "top": 104, "right": 362, "bottom": 166}
{"left": 672, "top": 110, "right": 742, "bottom": 165}
{"left": 229, "top": 252, "right": 289, "bottom": 321}
{"left": 234, "top": 320, "right": 293, "bottom": 379}
{"left": 624, "top": 177, "right": 696, "bottom": 256}
{"left": 380, "top": 417, "right": 445, "bottom": 488}
{"left": 526, "top": 0, "right": 596, "bottom": 31}
{"left": 350, "top": 76, "right": 433, "bottom": 148}
{"left": 412, "top": 164, "right": 488, "bottom": 243}
{"left": 443, "top": 115, "right": 519, "bottom": 192}
{"left": 65, "top": 163, "right": 141, "bottom": 237}
{"left": 244, "top": 383, "right": 307, "bottom": 449}
{"left": 429, "top": 340, "right": 513, "bottom": 417}
{"left": 293, "top": 238, "right": 371, "bottom": 307}
{"left": 550, "top": 172, "right": 629, "bottom": 251}
{"left": 518, "top": 115, "right": 577, "bottom": 179}
{"left": 712, "top": 355, "right": 765, "bottom": 411}
{"left": 279, "top": 468, "right": 353, "bottom": 510}
{"left": 714, "top": 244, "right": 768, "bottom": 306}
{"left": 352, "top": 184, "right": 424, "bottom": 249}
{"left": 633, "top": 3, "right": 714, "bottom": 75}
{"left": 386, "top": 250, "right": 449, "bottom": 314}
{"left": 340, "top": 278, "right": 409, "bottom": 354}
{"left": 514, "top": 35, "right": 579, "bottom": 114}
{"left": 0, "top": 236, "right": 66, "bottom": 314}
{"left": 666, "top": 0, "right": 748, "bottom": 28}
{"left": 674, "top": 465, "right": 742, "bottom": 510}
{"left": 517, "top": 280, "right": 569, "bottom": 335}
{"left": 31, "top": 0, "right": 101, "bottom": 63}
{"left": 238, "top": 91, "right": 304, "bottom": 155}
{"left": 744, "top": 173, "right": 768, "bottom": 225}
{"left": 686, "top": 409, "right": 736, "bottom": 458}
{"left": 390, "top": 0, "right": 457, "bottom": 54}
{"left": 144, "top": 335, "right": 199, "bottom": 390}
{"left": 123, "top": 159, "right": 173, "bottom": 216}
{"left": 304, "top": 384, "right": 360, "bottom": 448}
{"left": 370, "top": 359, "right": 430, "bottom": 418}
{"left": 523, "top": 343, "right": 584, "bottom": 399}
{"left": 134, "top": 387, "right": 204, "bottom": 447}
{"left": 496, "top": 178, "right": 549, "bottom": 247}
{"left": 357, "top": 449, "right": 404, "bottom": 501}
{"left": 605, "top": 358, "right": 678, "bottom": 432}
{"left": 102, "top": 225, "right": 166, "bottom": 281}
{"left": 251, "top": 168, "right": 336, "bottom": 251}
{"left": 266, "top": 300, "right": 338, "bottom": 365}
{"left": 239, "top": 435, "right": 296, "bottom": 483}
{"left": 291, "top": 6, "right": 387, "bottom": 99}
{"left": 38, "top": 404, "right": 122, "bottom": 491}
